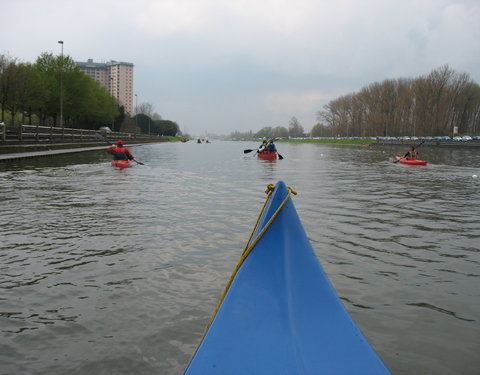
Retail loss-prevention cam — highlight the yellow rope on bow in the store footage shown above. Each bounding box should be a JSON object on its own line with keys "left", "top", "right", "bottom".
{"left": 241, "top": 184, "right": 296, "bottom": 258}
{"left": 198, "top": 183, "right": 297, "bottom": 341}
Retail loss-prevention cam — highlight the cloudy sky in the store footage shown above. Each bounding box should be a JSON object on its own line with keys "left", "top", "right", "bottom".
{"left": 1, "top": 0, "right": 479, "bottom": 136}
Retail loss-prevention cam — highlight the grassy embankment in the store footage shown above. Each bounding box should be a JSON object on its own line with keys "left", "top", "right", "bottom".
{"left": 165, "top": 136, "right": 185, "bottom": 141}
{"left": 277, "top": 138, "right": 376, "bottom": 145}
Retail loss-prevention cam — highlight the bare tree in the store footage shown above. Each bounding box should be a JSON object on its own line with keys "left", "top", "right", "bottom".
{"left": 288, "top": 117, "right": 304, "bottom": 137}
{"left": 138, "top": 102, "right": 154, "bottom": 117}
{"left": 317, "top": 66, "right": 480, "bottom": 137}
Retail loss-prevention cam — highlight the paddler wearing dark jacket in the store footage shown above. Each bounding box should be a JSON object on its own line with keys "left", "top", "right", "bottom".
{"left": 107, "top": 140, "right": 134, "bottom": 161}
{"left": 267, "top": 139, "right": 277, "bottom": 152}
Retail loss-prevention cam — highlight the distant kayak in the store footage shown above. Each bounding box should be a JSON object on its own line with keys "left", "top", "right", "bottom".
{"left": 184, "top": 181, "right": 391, "bottom": 375}
{"left": 111, "top": 159, "right": 132, "bottom": 168}
{"left": 395, "top": 156, "right": 427, "bottom": 165}
{"left": 257, "top": 150, "right": 277, "bottom": 160}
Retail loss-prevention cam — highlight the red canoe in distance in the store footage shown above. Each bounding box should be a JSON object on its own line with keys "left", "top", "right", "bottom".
{"left": 257, "top": 150, "right": 277, "bottom": 160}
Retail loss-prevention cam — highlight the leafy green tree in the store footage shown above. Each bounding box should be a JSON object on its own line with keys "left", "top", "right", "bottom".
{"left": 135, "top": 113, "right": 152, "bottom": 134}
{"left": 20, "top": 63, "right": 50, "bottom": 124}
{"left": 0, "top": 51, "right": 178, "bottom": 132}
{"left": 3, "top": 62, "right": 21, "bottom": 125}
{"left": 154, "top": 119, "right": 179, "bottom": 136}
{"left": 34, "top": 52, "right": 119, "bottom": 128}
{"left": 35, "top": 52, "right": 67, "bottom": 124}
{"left": 115, "top": 106, "right": 129, "bottom": 131}
{"left": 67, "top": 70, "right": 116, "bottom": 128}
{"left": 0, "top": 55, "right": 18, "bottom": 123}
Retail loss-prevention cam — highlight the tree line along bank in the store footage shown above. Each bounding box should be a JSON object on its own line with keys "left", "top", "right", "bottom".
{"left": 228, "top": 65, "right": 479, "bottom": 140}
{"left": 0, "top": 53, "right": 180, "bottom": 137}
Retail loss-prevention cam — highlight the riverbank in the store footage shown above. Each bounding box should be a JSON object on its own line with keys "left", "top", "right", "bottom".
{"left": 0, "top": 122, "right": 184, "bottom": 154}
{"left": 277, "top": 138, "right": 376, "bottom": 145}
{"left": 276, "top": 138, "right": 480, "bottom": 148}
{"left": 0, "top": 145, "right": 110, "bottom": 162}
{"left": 0, "top": 136, "right": 185, "bottom": 159}
{"left": 0, "top": 142, "right": 163, "bottom": 162}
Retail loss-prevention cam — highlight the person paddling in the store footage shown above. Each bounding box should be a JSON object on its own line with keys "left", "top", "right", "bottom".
{"left": 258, "top": 140, "right": 268, "bottom": 153}
{"left": 267, "top": 139, "right": 277, "bottom": 152}
{"left": 404, "top": 146, "right": 418, "bottom": 160}
{"left": 107, "top": 140, "right": 134, "bottom": 161}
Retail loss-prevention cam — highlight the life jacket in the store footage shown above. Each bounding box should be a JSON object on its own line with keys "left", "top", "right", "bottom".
{"left": 110, "top": 146, "right": 130, "bottom": 160}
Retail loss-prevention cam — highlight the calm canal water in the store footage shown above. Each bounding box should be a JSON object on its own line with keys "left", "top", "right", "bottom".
{"left": 1, "top": 141, "right": 479, "bottom": 375}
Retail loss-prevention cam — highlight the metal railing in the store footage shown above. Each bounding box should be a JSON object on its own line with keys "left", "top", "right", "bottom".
{"left": 0, "top": 124, "right": 167, "bottom": 145}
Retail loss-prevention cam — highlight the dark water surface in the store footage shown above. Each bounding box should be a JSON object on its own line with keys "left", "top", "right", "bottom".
{"left": 1, "top": 141, "right": 479, "bottom": 374}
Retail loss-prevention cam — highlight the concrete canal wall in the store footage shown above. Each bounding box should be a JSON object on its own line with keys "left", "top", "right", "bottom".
{"left": 0, "top": 124, "right": 168, "bottom": 160}
{"left": 0, "top": 123, "right": 169, "bottom": 160}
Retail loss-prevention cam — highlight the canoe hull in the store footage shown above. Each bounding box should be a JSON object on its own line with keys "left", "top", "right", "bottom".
{"left": 395, "top": 156, "right": 427, "bottom": 165}
{"left": 257, "top": 150, "right": 277, "bottom": 160}
{"left": 184, "top": 181, "right": 390, "bottom": 375}
{"left": 111, "top": 159, "right": 132, "bottom": 168}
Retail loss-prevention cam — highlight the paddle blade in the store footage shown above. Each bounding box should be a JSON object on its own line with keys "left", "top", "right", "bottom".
{"left": 278, "top": 153, "right": 284, "bottom": 160}
{"left": 244, "top": 149, "right": 255, "bottom": 154}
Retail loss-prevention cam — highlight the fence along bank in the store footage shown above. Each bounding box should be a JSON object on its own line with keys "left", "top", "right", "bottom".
{"left": 0, "top": 123, "right": 168, "bottom": 153}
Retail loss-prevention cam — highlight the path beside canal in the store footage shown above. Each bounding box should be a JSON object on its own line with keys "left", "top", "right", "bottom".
{"left": 0, "top": 143, "right": 153, "bottom": 162}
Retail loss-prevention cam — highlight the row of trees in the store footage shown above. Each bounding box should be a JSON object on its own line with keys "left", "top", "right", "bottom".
{"left": 135, "top": 113, "right": 180, "bottom": 137}
{"left": 317, "top": 65, "right": 480, "bottom": 137}
{"left": 229, "top": 117, "right": 305, "bottom": 140}
{"left": 228, "top": 65, "right": 479, "bottom": 140}
{"left": 0, "top": 53, "right": 117, "bottom": 129}
{"left": 0, "top": 53, "right": 180, "bottom": 136}
{"left": 133, "top": 102, "right": 181, "bottom": 136}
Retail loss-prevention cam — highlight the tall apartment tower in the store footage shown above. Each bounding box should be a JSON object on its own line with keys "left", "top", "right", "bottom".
{"left": 76, "top": 59, "right": 134, "bottom": 115}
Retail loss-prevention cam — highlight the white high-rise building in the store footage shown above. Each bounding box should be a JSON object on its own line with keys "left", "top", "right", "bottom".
{"left": 77, "top": 59, "right": 134, "bottom": 115}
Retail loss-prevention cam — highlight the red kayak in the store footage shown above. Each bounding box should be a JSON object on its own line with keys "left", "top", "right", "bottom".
{"left": 395, "top": 156, "right": 427, "bottom": 166}
{"left": 111, "top": 159, "right": 132, "bottom": 168}
{"left": 257, "top": 150, "right": 277, "bottom": 160}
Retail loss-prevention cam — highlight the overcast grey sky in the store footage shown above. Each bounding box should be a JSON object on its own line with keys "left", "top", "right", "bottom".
{"left": 1, "top": 0, "right": 479, "bottom": 136}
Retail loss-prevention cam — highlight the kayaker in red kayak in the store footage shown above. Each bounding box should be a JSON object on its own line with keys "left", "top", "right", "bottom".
{"left": 107, "top": 140, "right": 134, "bottom": 161}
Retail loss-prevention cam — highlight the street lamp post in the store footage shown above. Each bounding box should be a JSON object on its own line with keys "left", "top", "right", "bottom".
{"left": 135, "top": 93, "right": 138, "bottom": 127}
{"left": 58, "top": 41, "right": 64, "bottom": 139}
{"left": 110, "top": 76, "right": 115, "bottom": 131}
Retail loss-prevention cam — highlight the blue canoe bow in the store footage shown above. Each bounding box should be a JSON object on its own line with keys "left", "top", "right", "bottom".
{"left": 184, "top": 181, "right": 391, "bottom": 375}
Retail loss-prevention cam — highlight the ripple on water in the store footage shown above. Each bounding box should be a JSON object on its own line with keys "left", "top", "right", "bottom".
{"left": 0, "top": 142, "right": 479, "bottom": 374}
